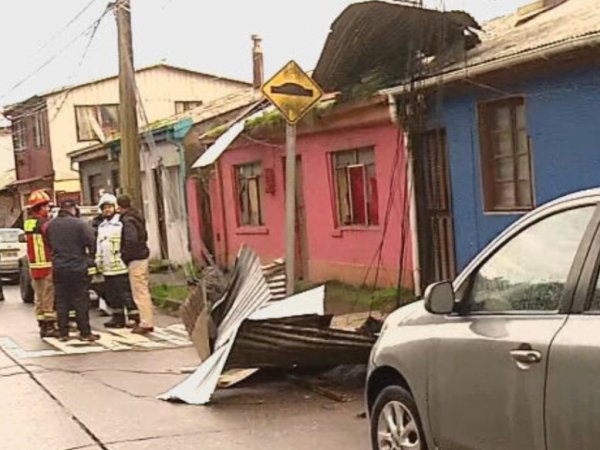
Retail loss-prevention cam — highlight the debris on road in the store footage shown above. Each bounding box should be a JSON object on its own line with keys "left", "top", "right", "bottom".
{"left": 160, "top": 246, "right": 376, "bottom": 405}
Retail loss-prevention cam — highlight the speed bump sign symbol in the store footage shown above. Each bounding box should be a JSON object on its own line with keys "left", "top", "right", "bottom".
{"left": 261, "top": 60, "right": 324, "bottom": 124}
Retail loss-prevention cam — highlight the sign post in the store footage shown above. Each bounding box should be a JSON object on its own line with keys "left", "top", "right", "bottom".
{"left": 261, "top": 61, "right": 324, "bottom": 295}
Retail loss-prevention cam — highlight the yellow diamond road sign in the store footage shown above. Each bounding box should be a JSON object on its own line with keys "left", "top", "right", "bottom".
{"left": 261, "top": 60, "right": 324, "bottom": 125}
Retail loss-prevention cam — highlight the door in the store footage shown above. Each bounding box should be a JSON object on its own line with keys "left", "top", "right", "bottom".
{"left": 428, "top": 205, "right": 596, "bottom": 450}
{"left": 414, "top": 129, "right": 456, "bottom": 288}
{"left": 153, "top": 168, "right": 168, "bottom": 260}
{"left": 545, "top": 207, "right": 600, "bottom": 450}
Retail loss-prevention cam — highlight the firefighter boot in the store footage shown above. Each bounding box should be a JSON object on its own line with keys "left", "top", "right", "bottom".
{"left": 43, "top": 321, "right": 61, "bottom": 339}
{"left": 38, "top": 320, "right": 46, "bottom": 338}
{"left": 104, "top": 313, "right": 126, "bottom": 329}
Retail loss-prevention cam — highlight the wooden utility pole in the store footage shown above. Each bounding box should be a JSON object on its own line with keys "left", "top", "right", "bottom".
{"left": 115, "top": 0, "right": 143, "bottom": 211}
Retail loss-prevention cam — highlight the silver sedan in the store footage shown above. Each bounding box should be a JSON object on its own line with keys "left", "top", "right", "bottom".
{"left": 367, "top": 188, "right": 600, "bottom": 450}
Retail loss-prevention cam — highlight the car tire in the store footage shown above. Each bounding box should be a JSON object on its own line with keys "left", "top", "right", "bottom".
{"left": 20, "top": 265, "right": 34, "bottom": 304}
{"left": 371, "top": 385, "right": 427, "bottom": 450}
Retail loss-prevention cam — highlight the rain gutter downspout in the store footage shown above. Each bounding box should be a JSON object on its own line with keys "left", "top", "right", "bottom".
{"left": 388, "top": 93, "right": 422, "bottom": 297}
{"left": 381, "top": 33, "right": 600, "bottom": 96}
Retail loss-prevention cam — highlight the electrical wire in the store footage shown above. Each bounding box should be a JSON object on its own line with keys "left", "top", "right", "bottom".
{"left": 30, "top": 0, "right": 101, "bottom": 59}
{"left": 0, "top": 4, "right": 113, "bottom": 106}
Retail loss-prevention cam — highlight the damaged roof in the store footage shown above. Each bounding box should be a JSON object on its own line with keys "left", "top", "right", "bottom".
{"left": 312, "top": 0, "right": 481, "bottom": 94}
{"left": 384, "top": 0, "right": 600, "bottom": 93}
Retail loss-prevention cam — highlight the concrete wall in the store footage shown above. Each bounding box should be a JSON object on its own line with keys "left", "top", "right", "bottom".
{"left": 46, "top": 65, "right": 248, "bottom": 194}
{"left": 79, "top": 156, "right": 120, "bottom": 205}
{"left": 209, "top": 122, "right": 413, "bottom": 288}
{"left": 432, "top": 68, "right": 600, "bottom": 270}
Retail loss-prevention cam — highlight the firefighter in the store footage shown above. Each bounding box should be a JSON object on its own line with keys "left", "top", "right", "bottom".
{"left": 46, "top": 199, "right": 99, "bottom": 342}
{"left": 95, "top": 193, "right": 139, "bottom": 328}
{"left": 24, "top": 190, "right": 59, "bottom": 338}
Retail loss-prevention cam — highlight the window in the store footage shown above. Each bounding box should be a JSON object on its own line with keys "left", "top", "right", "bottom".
{"left": 75, "top": 105, "right": 119, "bottom": 142}
{"left": 332, "top": 147, "right": 379, "bottom": 226}
{"left": 175, "top": 101, "right": 203, "bottom": 114}
{"left": 479, "top": 97, "right": 533, "bottom": 212}
{"left": 88, "top": 174, "right": 105, "bottom": 204}
{"left": 236, "top": 162, "right": 263, "bottom": 226}
{"left": 12, "top": 120, "right": 26, "bottom": 152}
{"left": 466, "top": 207, "right": 594, "bottom": 313}
{"left": 33, "top": 111, "right": 45, "bottom": 148}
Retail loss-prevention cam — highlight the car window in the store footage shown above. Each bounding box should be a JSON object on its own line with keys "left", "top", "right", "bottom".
{"left": 467, "top": 207, "right": 595, "bottom": 313}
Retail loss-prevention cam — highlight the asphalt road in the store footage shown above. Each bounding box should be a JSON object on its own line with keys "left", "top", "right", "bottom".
{"left": 0, "top": 285, "right": 369, "bottom": 450}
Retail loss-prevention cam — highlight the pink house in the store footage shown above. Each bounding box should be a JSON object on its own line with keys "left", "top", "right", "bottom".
{"left": 189, "top": 96, "right": 414, "bottom": 289}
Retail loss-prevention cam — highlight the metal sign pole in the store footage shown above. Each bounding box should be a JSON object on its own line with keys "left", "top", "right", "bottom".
{"left": 285, "top": 122, "right": 297, "bottom": 296}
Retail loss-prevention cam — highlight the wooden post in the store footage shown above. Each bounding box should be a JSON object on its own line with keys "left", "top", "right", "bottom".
{"left": 116, "top": 0, "right": 143, "bottom": 211}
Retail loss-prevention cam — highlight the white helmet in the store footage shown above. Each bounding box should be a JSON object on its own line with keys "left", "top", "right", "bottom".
{"left": 98, "top": 193, "right": 117, "bottom": 211}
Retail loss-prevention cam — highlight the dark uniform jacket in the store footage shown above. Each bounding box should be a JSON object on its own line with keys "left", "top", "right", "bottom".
{"left": 47, "top": 210, "right": 96, "bottom": 273}
{"left": 120, "top": 209, "right": 150, "bottom": 264}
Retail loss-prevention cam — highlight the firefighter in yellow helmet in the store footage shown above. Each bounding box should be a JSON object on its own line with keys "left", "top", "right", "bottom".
{"left": 24, "top": 190, "right": 60, "bottom": 338}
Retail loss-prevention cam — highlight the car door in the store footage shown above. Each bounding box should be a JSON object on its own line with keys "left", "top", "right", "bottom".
{"left": 545, "top": 213, "right": 600, "bottom": 450}
{"left": 428, "top": 205, "right": 598, "bottom": 450}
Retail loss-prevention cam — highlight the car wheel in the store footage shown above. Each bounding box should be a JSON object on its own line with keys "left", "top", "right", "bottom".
{"left": 20, "top": 266, "right": 34, "bottom": 304}
{"left": 371, "top": 385, "right": 427, "bottom": 450}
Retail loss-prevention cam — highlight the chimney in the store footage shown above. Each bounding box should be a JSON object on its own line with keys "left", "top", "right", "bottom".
{"left": 252, "top": 34, "right": 264, "bottom": 92}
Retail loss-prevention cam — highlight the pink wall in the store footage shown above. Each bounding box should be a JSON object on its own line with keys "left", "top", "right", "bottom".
{"left": 209, "top": 122, "right": 413, "bottom": 288}
{"left": 186, "top": 177, "right": 204, "bottom": 263}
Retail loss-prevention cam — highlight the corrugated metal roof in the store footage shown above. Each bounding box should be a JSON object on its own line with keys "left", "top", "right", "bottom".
{"left": 441, "top": 0, "right": 600, "bottom": 73}
{"left": 313, "top": 1, "right": 480, "bottom": 93}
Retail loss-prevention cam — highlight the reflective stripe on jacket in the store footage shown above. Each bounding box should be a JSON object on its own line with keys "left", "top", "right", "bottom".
{"left": 96, "top": 215, "right": 128, "bottom": 276}
{"left": 24, "top": 217, "right": 52, "bottom": 277}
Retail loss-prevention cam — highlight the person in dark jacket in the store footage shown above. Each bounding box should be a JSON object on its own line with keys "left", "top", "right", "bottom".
{"left": 117, "top": 195, "right": 154, "bottom": 334}
{"left": 46, "top": 200, "right": 100, "bottom": 342}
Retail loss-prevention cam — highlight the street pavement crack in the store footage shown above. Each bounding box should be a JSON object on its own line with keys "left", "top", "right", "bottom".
{"left": 0, "top": 346, "right": 109, "bottom": 450}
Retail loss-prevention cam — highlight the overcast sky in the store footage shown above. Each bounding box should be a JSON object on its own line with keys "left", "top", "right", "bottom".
{"left": 0, "top": 0, "right": 527, "bottom": 106}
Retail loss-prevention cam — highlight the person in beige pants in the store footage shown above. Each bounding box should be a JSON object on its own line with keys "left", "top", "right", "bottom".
{"left": 117, "top": 195, "right": 154, "bottom": 334}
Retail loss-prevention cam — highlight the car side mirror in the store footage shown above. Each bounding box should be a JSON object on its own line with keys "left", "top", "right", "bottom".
{"left": 18, "top": 234, "right": 26, "bottom": 243}
{"left": 424, "top": 281, "right": 455, "bottom": 315}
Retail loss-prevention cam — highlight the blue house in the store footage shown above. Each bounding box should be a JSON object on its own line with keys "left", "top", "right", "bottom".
{"left": 385, "top": 0, "right": 600, "bottom": 289}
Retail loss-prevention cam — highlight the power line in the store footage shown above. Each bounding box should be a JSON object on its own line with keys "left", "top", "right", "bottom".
{"left": 31, "top": 0, "right": 101, "bottom": 59}
{"left": 0, "top": 4, "right": 111, "bottom": 104}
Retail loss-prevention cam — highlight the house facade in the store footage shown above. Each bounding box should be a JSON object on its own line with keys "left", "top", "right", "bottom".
{"left": 4, "top": 63, "right": 250, "bottom": 209}
{"left": 69, "top": 91, "right": 256, "bottom": 265}
{"left": 196, "top": 97, "right": 414, "bottom": 288}
{"left": 385, "top": 0, "right": 600, "bottom": 285}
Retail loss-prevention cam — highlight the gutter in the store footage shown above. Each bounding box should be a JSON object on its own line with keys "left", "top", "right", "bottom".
{"left": 381, "top": 32, "right": 600, "bottom": 96}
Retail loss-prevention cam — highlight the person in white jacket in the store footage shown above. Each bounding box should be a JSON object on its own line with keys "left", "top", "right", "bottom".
{"left": 96, "top": 193, "right": 139, "bottom": 329}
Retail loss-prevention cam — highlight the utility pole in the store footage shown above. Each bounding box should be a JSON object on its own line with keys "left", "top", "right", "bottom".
{"left": 285, "top": 124, "right": 297, "bottom": 296}
{"left": 115, "top": 0, "right": 143, "bottom": 211}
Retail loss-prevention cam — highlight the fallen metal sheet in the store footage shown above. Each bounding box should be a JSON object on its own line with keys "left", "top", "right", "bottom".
{"left": 159, "top": 246, "right": 273, "bottom": 405}
{"left": 250, "top": 285, "right": 325, "bottom": 320}
{"left": 227, "top": 318, "right": 376, "bottom": 369}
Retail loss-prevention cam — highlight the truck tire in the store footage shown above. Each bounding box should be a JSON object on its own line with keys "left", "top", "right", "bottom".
{"left": 20, "top": 264, "right": 34, "bottom": 304}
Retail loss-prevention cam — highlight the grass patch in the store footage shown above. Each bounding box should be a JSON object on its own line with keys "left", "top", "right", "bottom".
{"left": 151, "top": 283, "right": 190, "bottom": 310}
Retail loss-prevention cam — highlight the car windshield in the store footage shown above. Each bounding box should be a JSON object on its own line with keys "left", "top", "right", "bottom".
{"left": 0, "top": 229, "right": 22, "bottom": 243}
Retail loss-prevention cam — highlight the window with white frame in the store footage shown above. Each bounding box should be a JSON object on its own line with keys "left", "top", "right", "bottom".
{"left": 236, "top": 162, "right": 263, "bottom": 226}
{"left": 75, "top": 105, "right": 119, "bottom": 142}
{"left": 33, "top": 111, "right": 45, "bottom": 148}
{"left": 332, "top": 147, "right": 379, "bottom": 227}
{"left": 12, "top": 120, "right": 26, "bottom": 152}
